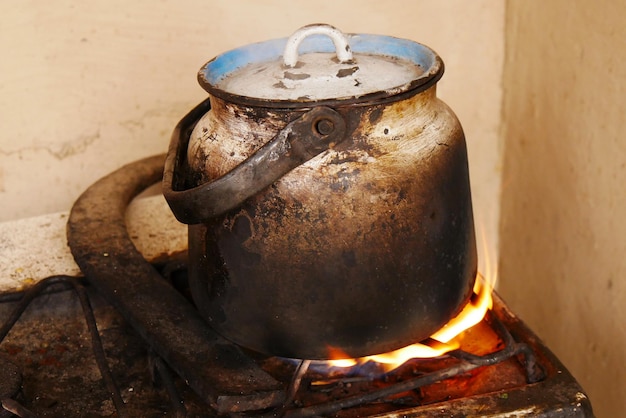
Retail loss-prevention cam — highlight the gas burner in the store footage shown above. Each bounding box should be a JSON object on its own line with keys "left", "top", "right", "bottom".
{"left": 254, "top": 308, "right": 546, "bottom": 417}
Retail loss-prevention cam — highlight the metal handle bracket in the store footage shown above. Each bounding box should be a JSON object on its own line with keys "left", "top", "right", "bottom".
{"left": 163, "top": 103, "right": 346, "bottom": 224}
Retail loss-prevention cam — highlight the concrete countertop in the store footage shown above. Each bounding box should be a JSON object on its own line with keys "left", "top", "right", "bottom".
{"left": 0, "top": 194, "right": 187, "bottom": 293}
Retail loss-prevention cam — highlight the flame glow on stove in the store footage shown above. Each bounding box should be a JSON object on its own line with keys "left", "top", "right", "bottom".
{"left": 328, "top": 230, "right": 497, "bottom": 372}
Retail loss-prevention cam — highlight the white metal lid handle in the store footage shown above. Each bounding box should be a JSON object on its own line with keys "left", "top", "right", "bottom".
{"left": 283, "top": 24, "right": 353, "bottom": 68}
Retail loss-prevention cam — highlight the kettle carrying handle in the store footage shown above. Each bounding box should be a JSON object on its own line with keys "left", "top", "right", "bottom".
{"left": 163, "top": 100, "right": 347, "bottom": 225}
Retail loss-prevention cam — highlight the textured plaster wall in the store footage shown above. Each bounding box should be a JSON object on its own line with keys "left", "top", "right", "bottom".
{"left": 499, "top": 1, "right": 626, "bottom": 416}
{"left": 0, "top": 0, "right": 504, "bottom": 267}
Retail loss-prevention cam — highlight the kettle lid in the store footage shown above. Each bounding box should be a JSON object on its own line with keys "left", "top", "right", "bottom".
{"left": 198, "top": 24, "right": 443, "bottom": 107}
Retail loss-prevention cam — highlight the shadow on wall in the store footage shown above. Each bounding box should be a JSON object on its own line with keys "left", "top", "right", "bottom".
{"left": 498, "top": 1, "right": 626, "bottom": 417}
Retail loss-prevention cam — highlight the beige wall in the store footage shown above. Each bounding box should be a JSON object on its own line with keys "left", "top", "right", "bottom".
{"left": 0, "top": 0, "right": 505, "bottom": 267}
{"left": 500, "top": 1, "right": 626, "bottom": 416}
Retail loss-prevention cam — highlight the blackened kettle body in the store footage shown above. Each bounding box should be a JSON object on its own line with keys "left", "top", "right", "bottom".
{"left": 163, "top": 24, "right": 477, "bottom": 359}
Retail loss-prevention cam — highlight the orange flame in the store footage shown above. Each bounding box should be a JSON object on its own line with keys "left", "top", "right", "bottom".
{"left": 328, "top": 229, "right": 497, "bottom": 372}
{"left": 364, "top": 339, "right": 460, "bottom": 372}
{"left": 327, "top": 347, "right": 358, "bottom": 368}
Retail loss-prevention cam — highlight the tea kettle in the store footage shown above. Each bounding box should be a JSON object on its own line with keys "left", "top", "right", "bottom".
{"left": 163, "top": 24, "right": 477, "bottom": 359}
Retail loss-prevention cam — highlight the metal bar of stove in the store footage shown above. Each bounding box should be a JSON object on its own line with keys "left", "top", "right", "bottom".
{"left": 66, "top": 153, "right": 285, "bottom": 413}
{"left": 71, "top": 277, "right": 128, "bottom": 416}
{"left": 152, "top": 354, "right": 187, "bottom": 418}
{"left": 281, "top": 360, "right": 482, "bottom": 418}
{"left": 450, "top": 310, "right": 545, "bottom": 383}
{"left": 1, "top": 398, "right": 38, "bottom": 418}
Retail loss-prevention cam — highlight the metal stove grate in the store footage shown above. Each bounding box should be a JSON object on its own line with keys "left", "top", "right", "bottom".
{"left": 0, "top": 154, "right": 594, "bottom": 417}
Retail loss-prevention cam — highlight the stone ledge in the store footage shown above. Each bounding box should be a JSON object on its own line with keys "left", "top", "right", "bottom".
{"left": 0, "top": 195, "right": 187, "bottom": 292}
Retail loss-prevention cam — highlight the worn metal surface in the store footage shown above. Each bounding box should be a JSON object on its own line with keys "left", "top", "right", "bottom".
{"left": 0, "top": 354, "right": 21, "bottom": 402}
{"left": 170, "top": 85, "right": 477, "bottom": 360}
{"left": 0, "top": 275, "right": 125, "bottom": 417}
{"left": 0, "top": 282, "right": 223, "bottom": 417}
{"left": 67, "top": 154, "right": 284, "bottom": 413}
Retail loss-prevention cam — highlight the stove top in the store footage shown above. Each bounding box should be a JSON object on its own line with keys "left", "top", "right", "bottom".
{"left": 0, "top": 269, "right": 594, "bottom": 417}
{"left": 0, "top": 156, "right": 595, "bottom": 417}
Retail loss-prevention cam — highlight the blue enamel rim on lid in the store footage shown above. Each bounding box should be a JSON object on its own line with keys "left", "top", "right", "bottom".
{"left": 197, "top": 33, "right": 444, "bottom": 108}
